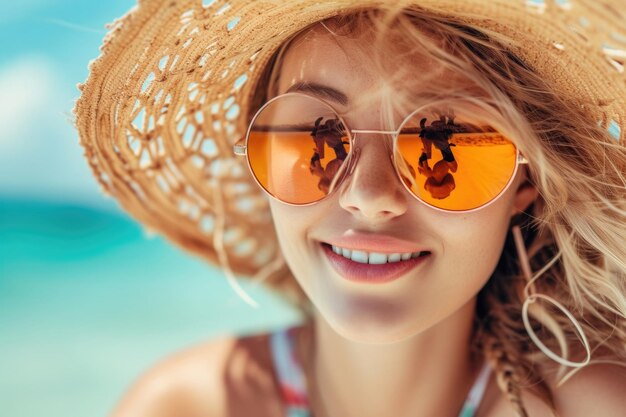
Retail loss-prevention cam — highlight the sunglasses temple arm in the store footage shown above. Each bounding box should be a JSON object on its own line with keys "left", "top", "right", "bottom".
{"left": 518, "top": 151, "right": 529, "bottom": 164}
{"left": 233, "top": 137, "right": 247, "bottom": 156}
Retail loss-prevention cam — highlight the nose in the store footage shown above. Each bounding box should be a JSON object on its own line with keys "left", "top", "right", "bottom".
{"left": 338, "top": 134, "right": 409, "bottom": 221}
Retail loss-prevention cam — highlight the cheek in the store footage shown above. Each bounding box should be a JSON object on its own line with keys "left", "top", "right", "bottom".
{"left": 450, "top": 217, "right": 509, "bottom": 274}
{"left": 440, "top": 202, "right": 514, "bottom": 290}
{"left": 414, "top": 207, "right": 512, "bottom": 335}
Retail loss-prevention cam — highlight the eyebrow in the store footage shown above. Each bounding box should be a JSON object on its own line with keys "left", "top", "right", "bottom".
{"left": 285, "top": 81, "right": 349, "bottom": 106}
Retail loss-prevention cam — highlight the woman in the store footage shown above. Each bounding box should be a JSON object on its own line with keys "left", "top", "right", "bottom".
{"left": 74, "top": 1, "right": 626, "bottom": 416}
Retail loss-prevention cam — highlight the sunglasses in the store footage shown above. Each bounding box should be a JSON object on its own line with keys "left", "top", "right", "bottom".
{"left": 233, "top": 92, "right": 528, "bottom": 213}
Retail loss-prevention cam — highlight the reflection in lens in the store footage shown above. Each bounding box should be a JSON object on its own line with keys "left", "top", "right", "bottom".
{"left": 247, "top": 94, "right": 351, "bottom": 204}
{"left": 396, "top": 106, "right": 518, "bottom": 211}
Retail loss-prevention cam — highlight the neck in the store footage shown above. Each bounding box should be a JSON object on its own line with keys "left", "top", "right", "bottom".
{"left": 296, "top": 299, "right": 483, "bottom": 417}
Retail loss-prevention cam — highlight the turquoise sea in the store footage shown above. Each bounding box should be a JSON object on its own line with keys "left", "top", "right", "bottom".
{"left": 0, "top": 198, "right": 301, "bottom": 417}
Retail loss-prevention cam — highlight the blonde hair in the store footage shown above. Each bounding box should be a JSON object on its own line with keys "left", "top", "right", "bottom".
{"left": 243, "top": 5, "right": 626, "bottom": 416}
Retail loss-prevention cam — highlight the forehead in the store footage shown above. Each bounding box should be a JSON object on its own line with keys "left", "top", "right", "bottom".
{"left": 276, "top": 25, "right": 468, "bottom": 113}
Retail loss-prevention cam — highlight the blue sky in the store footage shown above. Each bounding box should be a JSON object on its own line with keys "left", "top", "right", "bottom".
{"left": 0, "top": 0, "right": 137, "bottom": 210}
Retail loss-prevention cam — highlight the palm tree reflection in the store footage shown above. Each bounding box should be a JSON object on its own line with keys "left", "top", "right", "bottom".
{"left": 308, "top": 117, "right": 349, "bottom": 194}
{"left": 416, "top": 114, "right": 459, "bottom": 199}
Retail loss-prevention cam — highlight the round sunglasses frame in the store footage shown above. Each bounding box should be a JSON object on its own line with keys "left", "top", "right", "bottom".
{"left": 233, "top": 92, "right": 529, "bottom": 213}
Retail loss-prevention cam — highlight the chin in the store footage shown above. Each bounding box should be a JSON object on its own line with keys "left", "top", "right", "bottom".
{"left": 320, "top": 302, "right": 426, "bottom": 344}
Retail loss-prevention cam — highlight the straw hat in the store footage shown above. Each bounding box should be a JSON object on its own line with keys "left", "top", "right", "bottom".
{"left": 74, "top": 0, "right": 625, "bottom": 304}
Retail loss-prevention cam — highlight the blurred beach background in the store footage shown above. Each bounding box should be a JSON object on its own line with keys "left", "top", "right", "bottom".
{"left": 0, "top": 2, "right": 301, "bottom": 416}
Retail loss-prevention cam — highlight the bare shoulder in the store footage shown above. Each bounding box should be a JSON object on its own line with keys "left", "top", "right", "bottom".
{"left": 548, "top": 362, "right": 626, "bottom": 416}
{"left": 109, "top": 331, "right": 283, "bottom": 417}
{"left": 480, "top": 363, "right": 626, "bottom": 417}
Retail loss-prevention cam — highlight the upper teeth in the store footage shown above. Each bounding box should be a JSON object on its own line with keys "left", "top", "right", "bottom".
{"left": 331, "top": 245, "right": 426, "bottom": 264}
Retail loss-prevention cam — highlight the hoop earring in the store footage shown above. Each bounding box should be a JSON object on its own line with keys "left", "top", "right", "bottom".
{"left": 511, "top": 225, "right": 591, "bottom": 369}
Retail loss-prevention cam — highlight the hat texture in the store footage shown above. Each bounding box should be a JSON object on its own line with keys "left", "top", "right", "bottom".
{"left": 74, "top": 0, "right": 625, "bottom": 282}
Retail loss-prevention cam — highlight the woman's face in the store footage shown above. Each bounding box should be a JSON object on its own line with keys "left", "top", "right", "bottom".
{"left": 267, "top": 26, "right": 537, "bottom": 343}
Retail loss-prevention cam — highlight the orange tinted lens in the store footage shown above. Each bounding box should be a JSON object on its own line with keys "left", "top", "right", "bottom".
{"left": 395, "top": 108, "right": 518, "bottom": 211}
{"left": 247, "top": 94, "right": 351, "bottom": 205}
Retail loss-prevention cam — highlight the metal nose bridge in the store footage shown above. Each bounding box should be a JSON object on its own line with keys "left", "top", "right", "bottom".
{"left": 343, "top": 129, "right": 398, "bottom": 178}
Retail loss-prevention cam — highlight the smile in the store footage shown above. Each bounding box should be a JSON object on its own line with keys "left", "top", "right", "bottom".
{"left": 329, "top": 244, "right": 430, "bottom": 264}
{"left": 320, "top": 243, "right": 431, "bottom": 283}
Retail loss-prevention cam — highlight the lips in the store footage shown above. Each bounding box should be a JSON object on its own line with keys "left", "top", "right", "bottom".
{"left": 320, "top": 242, "right": 431, "bottom": 284}
{"left": 323, "top": 232, "right": 428, "bottom": 254}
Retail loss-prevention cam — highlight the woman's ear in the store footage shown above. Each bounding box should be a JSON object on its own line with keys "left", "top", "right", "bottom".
{"left": 510, "top": 168, "right": 539, "bottom": 216}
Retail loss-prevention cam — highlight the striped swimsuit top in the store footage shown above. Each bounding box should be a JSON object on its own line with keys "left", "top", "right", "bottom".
{"left": 269, "top": 325, "right": 492, "bottom": 417}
